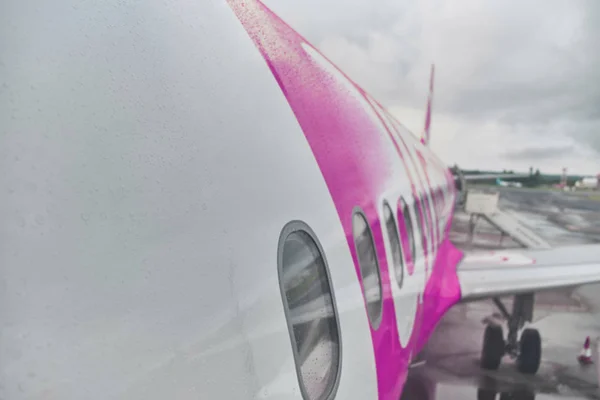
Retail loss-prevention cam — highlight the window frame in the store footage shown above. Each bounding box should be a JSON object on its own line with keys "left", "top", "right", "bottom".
{"left": 382, "top": 200, "right": 405, "bottom": 288}
{"left": 421, "top": 194, "right": 432, "bottom": 247}
{"left": 277, "top": 220, "right": 343, "bottom": 400}
{"left": 352, "top": 206, "right": 384, "bottom": 330}
{"left": 434, "top": 188, "right": 443, "bottom": 236}
{"left": 423, "top": 191, "right": 436, "bottom": 249}
{"left": 399, "top": 196, "right": 416, "bottom": 261}
{"left": 413, "top": 195, "right": 426, "bottom": 256}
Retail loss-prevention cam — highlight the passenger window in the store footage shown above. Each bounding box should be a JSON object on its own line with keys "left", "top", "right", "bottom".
{"left": 278, "top": 223, "right": 341, "bottom": 400}
{"left": 383, "top": 201, "right": 404, "bottom": 288}
{"left": 399, "top": 197, "right": 416, "bottom": 260}
{"left": 428, "top": 192, "right": 436, "bottom": 219}
{"left": 413, "top": 196, "right": 426, "bottom": 252}
{"left": 424, "top": 193, "right": 436, "bottom": 244}
{"left": 435, "top": 189, "right": 443, "bottom": 233}
{"left": 422, "top": 196, "right": 431, "bottom": 238}
{"left": 353, "top": 210, "right": 383, "bottom": 329}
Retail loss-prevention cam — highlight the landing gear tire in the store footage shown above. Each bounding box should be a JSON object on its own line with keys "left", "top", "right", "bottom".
{"left": 501, "top": 391, "right": 535, "bottom": 400}
{"left": 476, "top": 389, "right": 496, "bottom": 400}
{"left": 517, "top": 328, "right": 541, "bottom": 374}
{"left": 481, "top": 324, "right": 505, "bottom": 370}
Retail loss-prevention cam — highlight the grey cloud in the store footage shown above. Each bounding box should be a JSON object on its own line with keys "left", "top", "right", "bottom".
{"left": 264, "top": 0, "right": 600, "bottom": 163}
{"left": 503, "top": 145, "right": 576, "bottom": 161}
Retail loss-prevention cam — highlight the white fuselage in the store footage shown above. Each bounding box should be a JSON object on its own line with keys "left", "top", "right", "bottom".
{"left": 1, "top": 1, "right": 459, "bottom": 399}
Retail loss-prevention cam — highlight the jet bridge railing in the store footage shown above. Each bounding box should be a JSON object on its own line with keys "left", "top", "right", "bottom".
{"left": 464, "top": 190, "right": 551, "bottom": 250}
{"left": 461, "top": 188, "right": 551, "bottom": 343}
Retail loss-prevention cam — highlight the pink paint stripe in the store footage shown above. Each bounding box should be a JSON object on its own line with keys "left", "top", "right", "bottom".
{"left": 227, "top": 1, "right": 464, "bottom": 398}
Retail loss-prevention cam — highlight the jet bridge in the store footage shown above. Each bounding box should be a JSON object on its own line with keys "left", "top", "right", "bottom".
{"left": 462, "top": 188, "right": 552, "bottom": 374}
{"left": 463, "top": 190, "right": 551, "bottom": 250}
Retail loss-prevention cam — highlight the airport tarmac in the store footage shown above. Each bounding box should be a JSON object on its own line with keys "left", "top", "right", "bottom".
{"left": 402, "top": 188, "right": 600, "bottom": 400}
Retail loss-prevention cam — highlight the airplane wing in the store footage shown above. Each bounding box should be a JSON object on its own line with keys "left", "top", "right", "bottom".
{"left": 457, "top": 244, "right": 600, "bottom": 302}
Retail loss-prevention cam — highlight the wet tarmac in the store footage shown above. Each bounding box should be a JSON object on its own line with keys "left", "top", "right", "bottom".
{"left": 403, "top": 188, "right": 600, "bottom": 400}
{"left": 482, "top": 187, "right": 600, "bottom": 240}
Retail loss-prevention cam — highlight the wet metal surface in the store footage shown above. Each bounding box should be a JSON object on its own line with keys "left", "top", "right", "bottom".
{"left": 403, "top": 187, "right": 600, "bottom": 400}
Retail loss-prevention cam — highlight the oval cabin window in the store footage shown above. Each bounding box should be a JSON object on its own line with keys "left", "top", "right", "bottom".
{"left": 352, "top": 209, "right": 383, "bottom": 329}
{"left": 424, "top": 193, "right": 436, "bottom": 249}
{"left": 413, "top": 197, "right": 426, "bottom": 257}
{"left": 399, "top": 197, "right": 416, "bottom": 262}
{"left": 278, "top": 222, "right": 341, "bottom": 400}
{"left": 383, "top": 201, "right": 404, "bottom": 288}
{"left": 421, "top": 196, "right": 431, "bottom": 246}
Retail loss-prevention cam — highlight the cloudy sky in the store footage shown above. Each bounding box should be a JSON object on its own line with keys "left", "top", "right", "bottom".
{"left": 262, "top": 0, "right": 600, "bottom": 175}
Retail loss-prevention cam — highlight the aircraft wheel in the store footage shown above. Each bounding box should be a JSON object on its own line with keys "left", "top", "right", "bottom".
{"left": 476, "top": 388, "right": 497, "bottom": 400}
{"left": 501, "top": 390, "right": 535, "bottom": 400}
{"left": 517, "top": 328, "right": 541, "bottom": 375}
{"left": 481, "top": 324, "right": 505, "bottom": 370}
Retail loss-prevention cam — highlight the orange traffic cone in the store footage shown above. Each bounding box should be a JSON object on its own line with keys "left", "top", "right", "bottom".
{"left": 577, "top": 336, "right": 593, "bottom": 365}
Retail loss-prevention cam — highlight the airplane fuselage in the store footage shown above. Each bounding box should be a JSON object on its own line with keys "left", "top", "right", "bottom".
{"left": 1, "top": 0, "right": 466, "bottom": 399}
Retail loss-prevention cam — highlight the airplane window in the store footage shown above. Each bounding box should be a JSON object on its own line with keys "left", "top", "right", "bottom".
{"left": 353, "top": 209, "right": 383, "bottom": 329}
{"left": 421, "top": 196, "right": 433, "bottom": 254}
{"left": 422, "top": 195, "right": 431, "bottom": 236}
{"left": 399, "top": 197, "right": 416, "bottom": 261}
{"left": 435, "top": 189, "right": 443, "bottom": 234}
{"left": 413, "top": 196, "right": 426, "bottom": 253}
{"left": 278, "top": 222, "right": 341, "bottom": 400}
{"left": 435, "top": 188, "right": 441, "bottom": 213}
{"left": 424, "top": 193, "right": 436, "bottom": 246}
{"left": 383, "top": 201, "right": 404, "bottom": 288}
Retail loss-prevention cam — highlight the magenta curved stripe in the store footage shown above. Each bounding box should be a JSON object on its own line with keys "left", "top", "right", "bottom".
{"left": 228, "top": 1, "right": 465, "bottom": 398}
